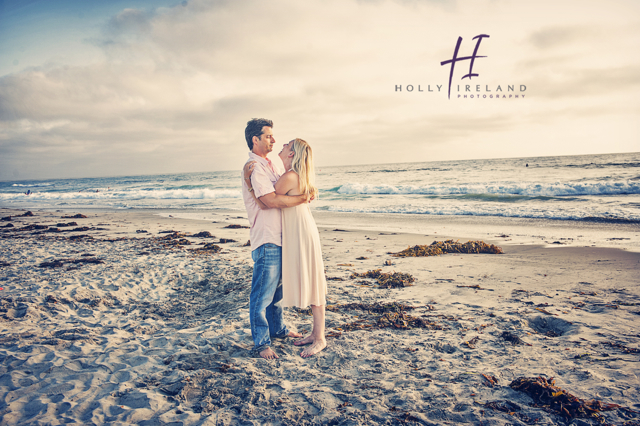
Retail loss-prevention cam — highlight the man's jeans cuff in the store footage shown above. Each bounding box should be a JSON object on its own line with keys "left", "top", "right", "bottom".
{"left": 250, "top": 345, "right": 270, "bottom": 357}
{"left": 271, "top": 329, "right": 290, "bottom": 340}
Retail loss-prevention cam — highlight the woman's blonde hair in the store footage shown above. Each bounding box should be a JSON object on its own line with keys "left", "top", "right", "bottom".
{"left": 290, "top": 138, "right": 318, "bottom": 199}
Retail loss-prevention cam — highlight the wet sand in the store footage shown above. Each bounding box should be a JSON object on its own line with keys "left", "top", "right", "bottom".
{"left": 1, "top": 207, "right": 639, "bottom": 425}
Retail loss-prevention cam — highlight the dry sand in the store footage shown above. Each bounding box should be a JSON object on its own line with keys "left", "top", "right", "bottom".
{"left": 0, "top": 207, "right": 639, "bottom": 425}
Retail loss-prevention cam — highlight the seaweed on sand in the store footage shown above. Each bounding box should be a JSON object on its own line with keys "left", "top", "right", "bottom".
{"left": 298, "top": 301, "right": 441, "bottom": 335}
{"left": 350, "top": 269, "right": 415, "bottom": 288}
{"left": 462, "top": 336, "right": 480, "bottom": 349}
{"left": 38, "top": 258, "right": 104, "bottom": 268}
{"left": 294, "top": 301, "right": 415, "bottom": 316}
{"left": 601, "top": 341, "right": 640, "bottom": 354}
{"left": 158, "top": 232, "right": 189, "bottom": 240}
{"left": 500, "top": 331, "right": 530, "bottom": 346}
{"left": 482, "top": 374, "right": 499, "bottom": 387}
{"left": 339, "top": 306, "right": 440, "bottom": 333}
{"left": 336, "top": 311, "right": 442, "bottom": 332}
{"left": 192, "top": 231, "right": 214, "bottom": 238}
{"left": 156, "top": 232, "right": 192, "bottom": 248}
{"left": 392, "top": 240, "right": 503, "bottom": 257}
{"left": 509, "top": 376, "right": 623, "bottom": 420}
{"left": 189, "top": 243, "right": 222, "bottom": 255}
{"left": 10, "top": 224, "right": 48, "bottom": 232}
{"left": 339, "top": 301, "right": 417, "bottom": 314}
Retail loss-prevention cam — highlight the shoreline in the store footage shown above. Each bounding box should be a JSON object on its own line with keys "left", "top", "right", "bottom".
{"left": 1, "top": 208, "right": 639, "bottom": 425}
{"left": 3, "top": 205, "right": 639, "bottom": 253}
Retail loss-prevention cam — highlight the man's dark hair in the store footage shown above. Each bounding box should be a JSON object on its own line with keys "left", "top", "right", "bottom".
{"left": 245, "top": 118, "right": 273, "bottom": 150}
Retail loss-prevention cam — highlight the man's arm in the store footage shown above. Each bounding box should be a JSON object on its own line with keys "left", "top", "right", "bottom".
{"left": 243, "top": 162, "right": 271, "bottom": 210}
{"left": 246, "top": 162, "right": 309, "bottom": 209}
{"left": 258, "top": 192, "right": 309, "bottom": 209}
{"left": 248, "top": 186, "right": 269, "bottom": 210}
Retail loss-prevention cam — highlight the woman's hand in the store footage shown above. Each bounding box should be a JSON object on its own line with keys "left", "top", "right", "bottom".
{"left": 244, "top": 161, "right": 257, "bottom": 184}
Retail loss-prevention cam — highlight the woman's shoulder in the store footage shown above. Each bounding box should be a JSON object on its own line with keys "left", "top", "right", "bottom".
{"left": 275, "top": 170, "right": 300, "bottom": 195}
{"left": 281, "top": 170, "right": 299, "bottom": 181}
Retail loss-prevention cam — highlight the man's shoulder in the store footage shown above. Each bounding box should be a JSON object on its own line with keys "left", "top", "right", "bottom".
{"left": 242, "top": 159, "right": 265, "bottom": 177}
{"left": 249, "top": 162, "right": 270, "bottom": 177}
{"left": 244, "top": 155, "right": 268, "bottom": 169}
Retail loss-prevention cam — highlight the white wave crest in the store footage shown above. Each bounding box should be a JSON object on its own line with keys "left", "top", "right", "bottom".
{"left": 337, "top": 181, "right": 640, "bottom": 197}
{"left": 12, "top": 183, "right": 56, "bottom": 188}
{"left": 323, "top": 203, "right": 639, "bottom": 222}
{"left": 0, "top": 188, "right": 241, "bottom": 201}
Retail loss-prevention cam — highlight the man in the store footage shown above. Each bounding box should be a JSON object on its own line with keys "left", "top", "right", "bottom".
{"left": 242, "top": 118, "right": 307, "bottom": 360}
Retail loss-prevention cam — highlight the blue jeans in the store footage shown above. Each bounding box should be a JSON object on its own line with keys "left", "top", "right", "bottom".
{"left": 250, "top": 243, "right": 289, "bottom": 352}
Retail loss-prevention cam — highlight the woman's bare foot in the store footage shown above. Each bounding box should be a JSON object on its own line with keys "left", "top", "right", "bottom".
{"left": 293, "top": 335, "right": 314, "bottom": 346}
{"left": 259, "top": 347, "right": 279, "bottom": 360}
{"left": 300, "top": 339, "right": 326, "bottom": 358}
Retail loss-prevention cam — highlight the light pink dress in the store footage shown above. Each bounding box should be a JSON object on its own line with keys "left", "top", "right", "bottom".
{"left": 281, "top": 203, "right": 327, "bottom": 308}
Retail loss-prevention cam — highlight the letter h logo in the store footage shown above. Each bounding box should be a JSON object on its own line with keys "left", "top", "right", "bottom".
{"left": 440, "top": 34, "right": 490, "bottom": 99}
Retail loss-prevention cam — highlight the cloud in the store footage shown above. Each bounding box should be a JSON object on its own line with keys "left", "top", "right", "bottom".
{"left": 518, "top": 64, "right": 640, "bottom": 99}
{"left": 1, "top": 0, "right": 639, "bottom": 180}
{"left": 107, "top": 8, "right": 151, "bottom": 36}
{"left": 528, "top": 25, "right": 599, "bottom": 50}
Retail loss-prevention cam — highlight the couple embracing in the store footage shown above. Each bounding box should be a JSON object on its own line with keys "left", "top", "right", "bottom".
{"left": 241, "top": 118, "right": 327, "bottom": 360}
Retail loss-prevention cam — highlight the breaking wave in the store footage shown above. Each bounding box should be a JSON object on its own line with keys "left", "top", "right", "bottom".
{"left": 337, "top": 181, "right": 640, "bottom": 197}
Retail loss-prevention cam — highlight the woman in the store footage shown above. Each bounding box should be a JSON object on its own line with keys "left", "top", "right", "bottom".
{"left": 245, "top": 138, "right": 328, "bottom": 358}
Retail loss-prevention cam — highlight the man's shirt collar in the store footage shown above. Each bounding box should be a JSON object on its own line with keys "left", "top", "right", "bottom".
{"left": 249, "top": 152, "right": 271, "bottom": 166}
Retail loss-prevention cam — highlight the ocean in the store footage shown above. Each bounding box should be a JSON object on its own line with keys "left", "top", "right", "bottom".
{"left": 2, "top": 152, "right": 639, "bottom": 224}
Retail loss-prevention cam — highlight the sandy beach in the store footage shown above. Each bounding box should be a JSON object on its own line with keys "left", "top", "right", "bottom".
{"left": 1, "top": 207, "right": 639, "bottom": 425}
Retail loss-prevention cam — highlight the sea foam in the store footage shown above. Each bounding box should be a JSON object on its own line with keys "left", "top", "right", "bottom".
{"left": 337, "top": 181, "right": 640, "bottom": 197}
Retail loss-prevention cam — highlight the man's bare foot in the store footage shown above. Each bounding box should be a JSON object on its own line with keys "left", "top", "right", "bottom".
{"left": 300, "top": 339, "right": 326, "bottom": 358}
{"left": 294, "top": 335, "right": 314, "bottom": 346}
{"left": 259, "top": 347, "right": 279, "bottom": 360}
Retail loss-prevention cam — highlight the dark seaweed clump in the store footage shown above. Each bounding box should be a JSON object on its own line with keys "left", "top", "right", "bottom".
{"left": 38, "top": 258, "right": 104, "bottom": 268}
{"left": 500, "top": 331, "right": 530, "bottom": 346}
{"left": 333, "top": 302, "right": 440, "bottom": 334}
{"left": 294, "top": 301, "right": 415, "bottom": 317}
{"left": 192, "top": 231, "right": 214, "bottom": 238}
{"left": 393, "top": 240, "right": 503, "bottom": 257}
{"left": 190, "top": 243, "right": 222, "bottom": 255}
{"left": 294, "top": 302, "right": 440, "bottom": 336}
{"left": 509, "top": 376, "right": 622, "bottom": 420}
{"left": 337, "top": 302, "right": 416, "bottom": 314}
{"left": 61, "top": 213, "right": 87, "bottom": 219}
{"left": 335, "top": 310, "right": 442, "bottom": 333}
{"left": 157, "top": 232, "right": 192, "bottom": 247}
{"left": 350, "top": 269, "right": 415, "bottom": 288}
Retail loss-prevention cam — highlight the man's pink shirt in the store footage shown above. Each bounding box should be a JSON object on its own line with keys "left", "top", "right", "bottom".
{"left": 242, "top": 152, "right": 283, "bottom": 251}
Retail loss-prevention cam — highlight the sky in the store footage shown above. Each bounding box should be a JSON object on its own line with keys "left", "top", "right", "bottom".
{"left": 0, "top": 0, "right": 639, "bottom": 181}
